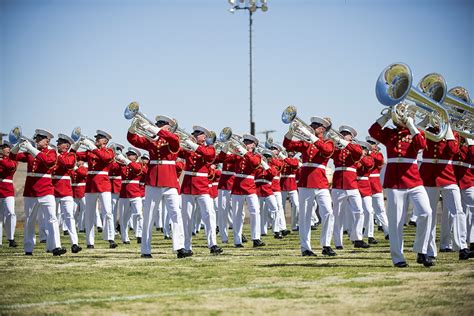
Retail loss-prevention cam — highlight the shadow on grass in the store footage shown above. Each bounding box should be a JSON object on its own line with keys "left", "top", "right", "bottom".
{"left": 258, "top": 262, "right": 391, "bottom": 268}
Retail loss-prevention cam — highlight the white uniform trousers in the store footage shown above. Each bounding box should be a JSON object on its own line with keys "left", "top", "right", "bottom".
{"left": 341, "top": 200, "right": 353, "bottom": 235}
{"left": 461, "top": 187, "right": 474, "bottom": 244}
{"left": 73, "top": 197, "right": 86, "bottom": 231}
{"left": 24, "top": 195, "right": 61, "bottom": 253}
{"left": 259, "top": 195, "right": 278, "bottom": 234}
{"left": 142, "top": 186, "right": 184, "bottom": 254}
{"left": 231, "top": 194, "right": 261, "bottom": 244}
{"left": 55, "top": 196, "right": 79, "bottom": 245}
{"left": 212, "top": 197, "right": 218, "bottom": 232}
{"left": 426, "top": 185, "right": 468, "bottom": 256}
{"left": 362, "top": 196, "right": 375, "bottom": 238}
{"left": 110, "top": 193, "right": 120, "bottom": 228}
{"left": 85, "top": 192, "right": 114, "bottom": 245}
{"left": 386, "top": 186, "right": 432, "bottom": 264}
{"left": 154, "top": 197, "right": 163, "bottom": 229}
{"left": 120, "top": 197, "right": 143, "bottom": 242}
{"left": 182, "top": 194, "right": 217, "bottom": 250}
{"left": 371, "top": 193, "right": 389, "bottom": 236}
{"left": 0, "top": 196, "right": 16, "bottom": 244}
{"left": 311, "top": 199, "right": 320, "bottom": 226}
{"left": 281, "top": 190, "right": 299, "bottom": 230}
{"left": 299, "top": 187, "right": 334, "bottom": 251}
{"left": 332, "top": 189, "right": 365, "bottom": 246}
{"left": 273, "top": 191, "right": 287, "bottom": 232}
{"left": 217, "top": 189, "right": 232, "bottom": 243}
{"left": 192, "top": 203, "right": 202, "bottom": 233}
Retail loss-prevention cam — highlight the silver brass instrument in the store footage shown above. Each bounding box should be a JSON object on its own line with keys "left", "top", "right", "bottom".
{"left": 205, "top": 131, "right": 217, "bottom": 146}
{"left": 218, "top": 127, "right": 247, "bottom": 156}
{"left": 265, "top": 137, "right": 287, "bottom": 158}
{"left": 124, "top": 102, "right": 159, "bottom": 141}
{"left": 442, "top": 87, "right": 474, "bottom": 139}
{"left": 71, "top": 127, "right": 95, "bottom": 143}
{"left": 375, "top": 63, "right": 449, "bottom": 141}
{"left": 173, "top": 122, "right": 198, "bottom": 151}
{"left": 108, "top": 142, "right": 125, "bottom": 154}
{"left": 8, "top": 126, "right": 35, "bottom": 145}
{"left": 281, "top": 105, "right": 315, "bottom": 143}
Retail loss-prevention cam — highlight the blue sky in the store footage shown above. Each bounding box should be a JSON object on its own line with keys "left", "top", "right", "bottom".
{"left": 1, "top": 0, "right": 473, "bottom": 148}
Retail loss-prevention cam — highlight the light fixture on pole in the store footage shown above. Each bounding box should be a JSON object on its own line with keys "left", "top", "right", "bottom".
{"left": 227, "top": 0, "right": 269, "bottom": 136}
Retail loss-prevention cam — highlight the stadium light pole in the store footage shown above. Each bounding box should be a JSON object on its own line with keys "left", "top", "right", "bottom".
{"left": 227, "top": 0, "right": 268, "bottom": 136}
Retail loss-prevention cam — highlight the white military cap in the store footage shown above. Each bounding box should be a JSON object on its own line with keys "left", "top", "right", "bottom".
{"left": 57, "top": 133, "right": 74, "bottom": 144}
{"left": 192, "top": 125, "right": 211, "bottom": 137}
{"left": 310, "top": 116, "right": 331, "bottom": 129}
{"left": 366, "top": 136, "right": 379, "bottom": 144}
{"left": 358, "top": 141, "right": 371, "bottom": 150}
{"left": 242, "top": 134, "right": 259, "bottom": 145}
{"left": 261, "top": 149, "right": 274, "bottom": 157}
{"left": 108, "top": 142, "right": 124, "bottom": 152}
{"left": 268, "top": 142, "right": 283, "bottom": 151}
{"left": 95, "top": 130, "right": 112, "bottom": 140}
{"left": 34, "top": 129, "right": 54, "bottom": 140}
{"left": 141, "top": 153, "right": 150, "bottom": 160}
{"left": 338, "top": 125, "right": 357, "bottom": 137}
{"left": 155, "top": 115, "right": 175, "bottom": 125}
{"left": 126, "top": 147, "right": 141, "bottom": 157}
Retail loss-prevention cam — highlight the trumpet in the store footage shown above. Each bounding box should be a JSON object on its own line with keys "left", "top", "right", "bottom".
{"left": 124, "top": 102, "right": 159, "bottom": 141}
{"left": 375, "top": 63, "right": 449, "bottom": 141}
{"left": 281, "top": 105, "right": 315, "bottom": 143}
{"left": 442, "top": 87, "right": 474, "bottom": 139}
{"left": 8, "top": 126, "right": 34, "bottom": 145}
{"left": 218, "top": 127, "right": 247, "bottom": 156}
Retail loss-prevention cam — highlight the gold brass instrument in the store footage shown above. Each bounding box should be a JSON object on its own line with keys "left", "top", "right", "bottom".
{"left": 281, "top": 105, "right": 315, "bottom": 143}
{"left": 218, "top": 127, "right": 247, "bottom": 156}
{"left": 124, "top": 102, "right": 159, "bottom": 141}
{"left": 442, "top": 87, "right": 474, "bottom": 139}
{"left": 8, "top": 126, "right": 35, "bottom": 145}
{"left": 376, "top": 63, "right": 449, "bottom": 141}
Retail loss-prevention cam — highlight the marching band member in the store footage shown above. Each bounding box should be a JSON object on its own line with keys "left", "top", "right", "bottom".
{"left": 283, "top": 117, "right": 337, "bottom": 256}
{"left": 178, "top": 126, "right": 222, "bottom": 255}
{"left": 369, "top": 110, "right": 433, "bottom": 267}
{"left": 208, "top": 164, "right": 221, "bottom": 232}
{"left": 127, "top": 115, "right": 187, "bottom": 258}
{"left": 419, "top": 124, "right": 473, "bottom": 260}
{"left": 116, "top": 147, "right": 144, "bottom": 244}
{"left": 108, "top": 157, "right": 122, "bottom": 234}
{"left": 366, "top": 136, "right": 389, "bottom": 239}
{"left": 52, "top": 134, "right": 82, "bottom": 253}
{"left": 72, "top": 160, "right": 88, "bottom": 233}
{"left": 0, "top": 141, "right": 18, "bottom": 247}
{"left": 72, "top": 130, "right": 118, "bottom": 249}
{"left": 10, "top": 129, "right": 66, "bottom": 256}
{"left": 280, "top": 151, "right": 300, "bottom": 232}
{"left": 331, "top": 125, "right": 368, "bottom": 249}
{"left": 138, "top": 154, "right": 149, "bottom": 233}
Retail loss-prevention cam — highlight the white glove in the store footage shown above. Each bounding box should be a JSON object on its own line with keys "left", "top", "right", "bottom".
{"left": 10, "top": 142, "right": 22, "bottom": 154}
{"left": 236, "top": 144, "right": 248, "bottom": 156}
{"left": 260, "top": 160, "right": 270, "bottom": 170}
{"left": 184, "top": 139, "right": 199, "bottom": 151}
{"left": 307, "top": 133, "right": 319, "bottom": 143}
{"left": 405, "top": 117, "right": 419, "bottom": 136}
{"left": 24, "top": 141, "right": 40, "bottom": 157}
{"left": 82, "top": 138, "right": 97, "bottom": 151}
{"left": 71, "top": 141, "right": 82, "bottom": 152}
{"left": 466, "top": 137, "right": 474, "bottom": 146}
{"left": 336, "top": 139, "right": 350, "bottom": 148}
{"left": 116, "top": 153, "right": 131, "bottom": 165}
{"left": 140, "top": 118, "right": 161, "bottom": 136}
{"left": 278, "top": 152, "right": 286, "bottom": 159}
{"left": 445, "top": 125, "right": 455, "bottom": 141}
{"left": 376, "top": 112, "right": 391, "bottom": 127}
{"left": 284, "top": 130, "right": 294, "bottom": 140}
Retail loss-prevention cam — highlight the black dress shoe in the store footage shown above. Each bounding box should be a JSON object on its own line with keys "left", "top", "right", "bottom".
{"left": 123, "top": 241, "right": 130, "bottom": 244}
{"left": 261, "top": 233, "right": 267, "bottom": 236}
{"left": 385, "top": 235, "right": 390, "bottom": 240}
{"left": 281, "top": 229, "right": 291, "bottom": 236}
{"left": 71, "top": 244, "right": 82, "bottom": 253}
{"left": 302, "top": 250, "right": 316, "bottom": 257}
{"left": 40, "top": 239, "right": 47, "bottom": 244}
{"left": 253, "top": 239, "right": 266, "bottom": 247}
{"left": 322, "top": 246, "right": 336, "bottom": 256}
{"left": 292, "top": 227, "right": 299, "bottom": 232}
{"left": 141, "top": 254, "right": 153, "bottom": 258}
{"left": 440, "top": 248, "right": 453, "bottom": 253}
{"left": 137, "top": 237, "right": 142, "bottom": 244}
{"left": 177, "top": 248, "right": 192, "bottom": 258}
{"left": 86, "top": 244, "right": 95, "bottom": 249}
{"left": 222, "top": 240, "right": 228, "bottom": 244}
{"left": 25, "top": 252, "right": 33, "bottom": 256}
{"left": 216, "top": 226, "right": 220, "bottom": 234}
{"left": 97, "top": 227, "right": 103, "bottom": 233}
{"left": 274, "top": 232, "right": 283, "bottom": 239}
{"left": 164, "top": 236, "right": 171, "bottom": 240}
{"left": 116, "top": 224, "right": 121, "bottom": 232}
{"left": 242, "top": 235, "right": 248, "bottom": 243}
{"left": 8, "top": 239, "right": 18, "bottom": 248}
{"left": 470, "top": 243, "right": 474, "bottom": 251}
{"left": 459, "top": 248, "right": 474, "bottom": 260}
{"left": 394, "top": 261, "right": 408, "bottom": 268}
{"left": 210, "top": 245, "right": 223, "bottom": 255}
{"left": 368, "top": 237, "right": 378, "bottom": 244}
{"left": 417, "top": 253, "right": 434, "bottom": 267}
{"left": 311, "top": 225, "right": 317, "bottom": 231}
{"left": 335, "top": 246, "right": 343, "bottom": 250}
{"left": 234, "top": 244, "right": 244, "bottom": 248}
{"left": 408, "top": 221, "right": 417, "bottom": 227}
{"left": 63, "top": 230, "right": 69, "bottom": 236}
{"left": 52, "top": 247, "right": 67, "bottom": 256}
{"left": 109, "top": 240, "right": 118, "bottom": 249}
{"left": 354, "top": 240, "right": 370, "bottom": 248}
{"left": 378, "top": 226, "right": 383, "bottom": 232}
{"left": 79, "top": 230, "right": 85, "bottom": 233}
{"left": 192, "top": 232, "right": 196, "bottom": 236}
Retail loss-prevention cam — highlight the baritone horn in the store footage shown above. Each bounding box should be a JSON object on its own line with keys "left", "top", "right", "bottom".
{"left": 174, "top": 124, "right": 198, "bottom": 151}
{"left": 70, "top": 127, "right": 94, "bottom": 143}
{"left": 124, "top": 102, "right": 159, "bottom": 141}
{"left": 375, "top": 63, "right": 449, "bottom": 142}
{"left": 8, "top": 126, "right": 34, "bottom": 145}
{"left": 281, "top": 105, "right": 315, "bottom": 143}
{"left": 218, "top": 127, "right": 247, "bottom": 156}
{"left": 442, "top": 87, "right": 474, "bottom": 139}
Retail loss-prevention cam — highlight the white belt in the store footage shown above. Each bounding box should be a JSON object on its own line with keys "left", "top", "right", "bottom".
{"left": 208, "top": 184, "right": 212, "bottom": 187}
{"left": 149, "top": 160, "right": 176, "bottom": 165}
{"left": 27, "top": 173, "right": 51, "bottom": 178}
{"left": 369, "top": 174, "right": 380, "bottom": 178}
{"left": 235, "top": 174, "right": 255, "bottom": 179}
{"left": 122, "top": 180, "right": 140, "bottom": 184}
{"left": 280, "top": 175, "right": 296, "bottom": 178}
{"left": 357, "top": 176, "right": 369, "bottom": 180}
{"left": 139, "top": 182, "right": 145, "bottom": 186}
{"left": 301, "top": 163, "right": 326, "bottom": 170}
{"left": 255, "top": 179, "right": 271, "bottom": 185}
{"left": 387, "top": 158, "right": 417, "bottom": 164}
{"left": 334, "top": 167, "right": 357, "bottom": 172}
{"left": 422, "top": 158, "right": 453, "bottom": 165}
{"left": 109, "top": 176, "right": 122, "bottom": 180}
{"left": 72, "top": 183, "right": 86, "bottom": 187}
{"left": 273, "top": 176, "right": 280, "bottom": 180}
{"left": 88, "top": 171, "right": 108, "bottom": 175}
{"left": 0, "top": 179, "right": 13, "bottom": 183}
{"left": 221, "top": 171, "right": 235, "bottom": 176}
{"left": 52, "top": 175, "right": 71, "bottom": 180}
{"left": 453, "top": 161, "right": 471, "bottom": 168}
{"left": 183, "top": 171, "right": 208, "bottom": 177}
{"left": 212, "top": 182, "right": 218, "bottom": 186}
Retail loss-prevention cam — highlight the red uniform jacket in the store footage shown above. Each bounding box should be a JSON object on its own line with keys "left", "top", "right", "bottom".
{"left": 283, "top": 137, "right": 334, "bottom": 189}
{"left": 221, "top": 151, "right": 261, "bottom": 195}
{"left": 369, "top": 151, "right": 384, "bottom": 194}
{"left": 208, "top": 168, "right": 221, "bottom": 199}
{"left": 215, "top": 151, "right": 235, "bottom": 191}
{"left": 356, "top": 155, "right": 375, "bottom": 197}
{"left": 71, "top": 166, "right": 88, "bottom": 199}
{"left": 139, "top": 163, "right": 148, "bottom": 198}
{"left": 269, "top": 157, "right": 284, "bottom": 192}
{"left": 369, "top": 123, "right": 426, "bottom": 189}
{"left": 179, "top": 145, "right": 216, "bottom": 195}
{"left": 332, "top": 143, "right": 363, "bottom": 190}
{"left": 419, "top": 129, "right": 459, "bottom": 187}
{"left": 0, "top": 156, "right": 17, "bottom": 198}
{"left": 280, "top": 157, "right": 299, "bottom": 192}
{"left": 109, "top": 161, "right": 122, "bottom": 194}
{"left": 52, "top": 151, "right": 76, "bottom": 197}
{"left": 255, "top": 165, "right": 277, "bottom": 197}
{"left": 10, "top": 149, "right": 57, "bottom": 197}
{"left": 119, "top": 162, "right": 144, "bottom": 198}
{"left": 75, "top": 148, "right": 115, "bottom": 193}
{"left": 127, "top": 130, "right": 180, "bottom": 189}
{"left": 454, "top": 142, "right": 474, "bottom": 190}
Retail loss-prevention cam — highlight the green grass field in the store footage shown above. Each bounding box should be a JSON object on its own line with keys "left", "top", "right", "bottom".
{"left": 0, "top": 224, "right": 473, "bottom": 315}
